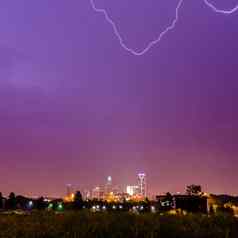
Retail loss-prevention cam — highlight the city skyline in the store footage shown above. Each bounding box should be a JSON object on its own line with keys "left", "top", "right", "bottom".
{"left": 0, "top": 173, "right": 232, "bottom": 199}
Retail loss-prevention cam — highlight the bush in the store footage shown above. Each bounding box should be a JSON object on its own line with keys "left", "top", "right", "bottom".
{"left": 0, "top": 211, "right": 237, "bottom": 238}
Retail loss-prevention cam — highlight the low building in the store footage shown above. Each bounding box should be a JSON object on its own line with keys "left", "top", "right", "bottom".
{"left": 92, "top": 186, "right": 104, "bottom": 200}
{"left": 156, "top": 194, "right": 208, "bottom": 213}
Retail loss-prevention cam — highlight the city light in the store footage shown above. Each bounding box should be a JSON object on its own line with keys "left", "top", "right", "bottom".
{"left": 28, "top": 201, "right": 33, "bottom": 208}
{"left": 57, "top": 203, "right": 64, "bottom": 211}
{"left": 64, "top": 193, "right": 75, "bottom": 202}
{"left": 126, "top": 185, "right": 139, "bottom": 196}
{"left": 151, "top": 206, "right": 156, "bottom": 213}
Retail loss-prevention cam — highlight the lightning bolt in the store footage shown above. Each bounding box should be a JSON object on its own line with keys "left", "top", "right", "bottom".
{"left": 90, "top": 0, "right": 238, "bottom": 56}
{"left": 203, "top": 0, "right": 238, "bottom": 14}
{"left": 90, "top": 0, "right": 184, "bottom": 56}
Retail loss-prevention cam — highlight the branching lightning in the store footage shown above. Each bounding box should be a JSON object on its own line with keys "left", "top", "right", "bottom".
{"left": 90, "top": 0, "right": 184, "bottom": 56}
{"left": 90, "top": 0, "right": 238, "bottom": 56}
{"left": 203, "top": 0, "right": 238, "bottom": 14}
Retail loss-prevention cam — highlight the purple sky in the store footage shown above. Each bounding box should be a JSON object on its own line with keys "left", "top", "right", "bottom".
{"left": 0, "top": 0, "right": 238, "bottom": 197}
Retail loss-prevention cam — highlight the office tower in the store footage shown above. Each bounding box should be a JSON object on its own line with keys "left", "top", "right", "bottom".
{"left": 92, "top": 186, "right": 104, "bottom": 200}
{"left": 82, "top": 189, "right": 91, "bottom": 200}
{"left": 66, "top": 184, "right": 73, "bottom": 197}
{"left": 107, "top": 176, "right": 112, "bottom": 186}
{"left": 105, "top": 176, "right": 112, "bottom": 194}
{"left": 138, "top": 173, "right": 146, "bottom": 197}
{"left": 126, "top": 185, "right": 139, "bottom": 196}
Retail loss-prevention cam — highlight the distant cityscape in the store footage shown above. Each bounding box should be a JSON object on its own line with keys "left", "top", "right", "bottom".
{"left": 65, "top": 173, "right": 147, "bottom": 202}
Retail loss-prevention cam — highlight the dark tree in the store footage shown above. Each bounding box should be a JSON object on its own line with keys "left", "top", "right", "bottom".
{"left": 186, "top": 185, "right": 202, "bottom": 196}
{"left": 0, "top": 192, "right": 3, "bottom": 209}
{"left": 74, "top": 191, "right": 83, "bottom": 209}
{"left": 216, "top": 205, "right": 234, "bottom": 216}
{"left": 16, "top": 195, "right": 29, "bottom": 210}
{"left": 145, "top": 197, "right": 150, "bottom": 203}
{"left": 36, "top": 197, "right": 46, "bottom": 210}
{"left": 7, "top": 192, "right": 17, "bottom": 210}
{"left": 165, "top": 192, "right": 173, "bottom": 202}
{"left": 209, "top": 205, "right": 215, "bottom": 215}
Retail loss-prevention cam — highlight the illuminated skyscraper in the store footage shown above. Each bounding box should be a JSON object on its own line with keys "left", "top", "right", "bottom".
{"left": 92, "top": 186, "right": 104, "bottom": 200}
{"left": 126, "top": 185, "right": 139, "bottom": 196}
{"left": 105, "top": 176, "right": 112, "bottom": 195}
{"left": 138, "top": 173, "right": 146, "bottom": 197}
{"left": 66, "top": 184, "right": 73, "bottom": 197}
{"left": 107, "top": 176, "right": 112, "bottom": 186}
{"left": 82, "top": 189, "right": 91, "bottom": 200}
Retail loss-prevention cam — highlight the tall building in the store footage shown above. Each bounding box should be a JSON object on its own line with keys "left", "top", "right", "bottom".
{"left": 64, "top": 184, "right": 75, "bottom": 202}
{"left": 66, "top": 184, "right": 73, "bottom": 197}
{"left": 107, "top": 176, "right": 112, "bottom": 184}
{"left": 126, "top": 185, "right": 139, "bottom": 196}
{"left": 92, "top": 186, "right": 104, "bottom": 200}
{"left": 82, "top": 189, "right": 91, "bottom": 200}
{"left": 105, "top": 176, "right": 112, "bottom": 195}
{"left": 138, "top": 173, "right": 146, "bottom": 197}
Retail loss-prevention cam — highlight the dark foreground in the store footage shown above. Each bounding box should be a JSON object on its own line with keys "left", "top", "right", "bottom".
{"left": 0, "top": 211, "right": 238, "bottom": 238}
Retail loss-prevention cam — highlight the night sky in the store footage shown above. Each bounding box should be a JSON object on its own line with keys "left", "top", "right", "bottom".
{"left": 0, "top": 0, "right": 238, "bottom": 197}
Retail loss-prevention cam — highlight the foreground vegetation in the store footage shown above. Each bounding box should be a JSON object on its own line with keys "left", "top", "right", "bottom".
{"left": 0, "top": 211, "right": 238, "bottom": 238}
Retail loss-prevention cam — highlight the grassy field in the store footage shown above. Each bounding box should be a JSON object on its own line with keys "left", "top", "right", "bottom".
{"left": 0, "top": 211, "right": 237, "bottom": 238}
